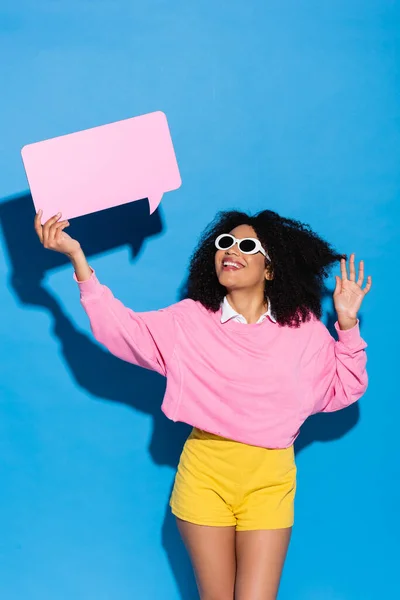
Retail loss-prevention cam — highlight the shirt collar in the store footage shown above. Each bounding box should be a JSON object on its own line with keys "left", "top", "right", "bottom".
{"left": 220, "top": 296, "right": 277, "bottom": 324}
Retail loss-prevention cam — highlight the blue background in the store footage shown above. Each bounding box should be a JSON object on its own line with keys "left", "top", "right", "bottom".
{"left": 0, "top": 1, "right": 398, "bottom": 598}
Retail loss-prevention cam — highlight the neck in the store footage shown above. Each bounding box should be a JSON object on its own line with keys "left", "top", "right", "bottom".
{"left": 226, "top": 290, "right": 268, "bottom": 324}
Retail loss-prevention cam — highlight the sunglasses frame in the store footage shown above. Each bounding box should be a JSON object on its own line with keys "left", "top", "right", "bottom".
{"left": 215, "top": 234, "right": 271, "bottom": 261}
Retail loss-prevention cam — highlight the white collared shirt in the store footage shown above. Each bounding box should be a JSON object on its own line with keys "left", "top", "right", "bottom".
{"left": 220, "top": 296, "right": 277, "bottom": 324}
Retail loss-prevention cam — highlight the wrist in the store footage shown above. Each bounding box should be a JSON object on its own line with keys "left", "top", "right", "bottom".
{"left": 67, "top": 246, "right": 83, "bottom": 262}
{"left": 337, "top": 316, "right": 358, "bottom": 330}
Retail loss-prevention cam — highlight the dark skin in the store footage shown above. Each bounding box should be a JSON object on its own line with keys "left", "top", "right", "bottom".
{"left": 214, "top": 224, "right": 274, "bottom": 324}
{"left": 178, "top": 225, "right": 292, "bottom": 600}
{"left": 34, "top": 215, "right": 372, "bottom": 600}
{"left": 178, "top": 224, "right": 371, "bottom": 600}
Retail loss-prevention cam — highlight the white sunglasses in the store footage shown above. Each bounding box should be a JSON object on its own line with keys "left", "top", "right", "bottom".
{"left": 215, "top": 234, "right": 271, "bottom": 261}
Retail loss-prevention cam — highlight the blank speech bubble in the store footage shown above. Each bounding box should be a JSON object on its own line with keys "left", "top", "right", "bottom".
{"left": 21, "top": 111, "right": 182, "bottom": 223}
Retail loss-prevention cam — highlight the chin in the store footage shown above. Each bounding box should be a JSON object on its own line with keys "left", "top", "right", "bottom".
{"left": 218, "top": 273, "right": 242, "bottom": 289}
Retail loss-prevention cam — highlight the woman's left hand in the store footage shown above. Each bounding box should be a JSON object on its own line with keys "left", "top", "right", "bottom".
{"left": 333, "top": 253, "right": 372, "bottom": 321}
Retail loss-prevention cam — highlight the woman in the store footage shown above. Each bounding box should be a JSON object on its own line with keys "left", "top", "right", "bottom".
{"left": 34, "top": 208, "right": 371, "bottom": 600}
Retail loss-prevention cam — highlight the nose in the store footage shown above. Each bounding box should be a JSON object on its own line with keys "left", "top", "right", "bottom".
{"left": 225, "top": 249, "right": 240, "bottom": 257}
{"left": 226, "top": 243, "right": 240, "bottom": 255}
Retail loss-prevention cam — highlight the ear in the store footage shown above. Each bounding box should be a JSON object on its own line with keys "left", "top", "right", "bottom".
{"left": 265, "top": 265, "right": 274, "bottom": 281}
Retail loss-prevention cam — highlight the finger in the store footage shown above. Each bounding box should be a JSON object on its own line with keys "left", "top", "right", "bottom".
{"left": 363, "top": 275, "right": 372, "bottom": 295}
{"left": 50, "top": 220, "right": 69, "bottom": 234}
{"left": 54, "top": 220, "right": 69, "bottom": 228}
{"left": 43, "top": 214, "right": 61, "bottom": 246}
{"left": 340, "top": 256, "right": 348, "bottom": 281}
{"left": 48, "top": 220, "right": 69, "bottom": 245}
{"left": 43, "top": 213, "right": 62, "bottom": 246}
{"left": 34, "top": 210, "right": 44, "bottom": 243}
{"left": 348, "top": 253, "right": 356, "bottom": 281}
{"left": 57, "top": 222, "right": 70, "bottom": 235}
{"left": 54, "top": 224, "right": 69, "bottom": 244}
{"left": 43, "top": 212, "right": 62, "bottom": 231}
{"left": 357, "top": 259, "right": 365, "bottom": 287}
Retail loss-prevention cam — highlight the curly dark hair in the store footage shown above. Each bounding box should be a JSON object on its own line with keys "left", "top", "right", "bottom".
{"left": 184, "top": 209, "right": 346, "bottom": 328}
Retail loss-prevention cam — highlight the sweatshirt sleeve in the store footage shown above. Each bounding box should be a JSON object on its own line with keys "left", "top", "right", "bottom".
{"left": 74, "top": 269, "right": 177, "bottom": 376}
{"left": 311, "top": 318, "right": 368, "bottom": 414}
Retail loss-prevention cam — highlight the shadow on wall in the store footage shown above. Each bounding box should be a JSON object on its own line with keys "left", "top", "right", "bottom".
{"left": 0, "top": 193, "right": 361, "bottom": 600}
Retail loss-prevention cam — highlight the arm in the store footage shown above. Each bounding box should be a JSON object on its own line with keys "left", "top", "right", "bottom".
{"left": 33, "top": 213, "right": 177, "bottom": 375}
{"left": 311, "top": 319, "right": 368, "bottom": 414}
{"left": 69, "top": 247, "right": 92, "bottom": 282}
{"left": 73, "top": 261, "right": 177, "bottom": 377}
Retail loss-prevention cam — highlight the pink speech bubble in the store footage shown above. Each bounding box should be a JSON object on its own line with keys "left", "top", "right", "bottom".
{"left": 21, "top": 111, "right": 182, "bottom": 223}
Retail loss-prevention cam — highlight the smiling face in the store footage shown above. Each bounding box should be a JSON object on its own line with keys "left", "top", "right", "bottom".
{"left": 214, "top": 224, "right": 273, "bottom": 292}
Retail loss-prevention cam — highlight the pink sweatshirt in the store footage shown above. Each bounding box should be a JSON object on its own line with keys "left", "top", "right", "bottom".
{"left": 76, "top": 271, "right": 368, "bottom": 449}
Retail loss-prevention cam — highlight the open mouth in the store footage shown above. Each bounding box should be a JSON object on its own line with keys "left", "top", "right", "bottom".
{"left": 222, "top": 260, "right": 245, "bottom": 271}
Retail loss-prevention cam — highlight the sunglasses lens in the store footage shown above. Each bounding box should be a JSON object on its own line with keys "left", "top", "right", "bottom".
{"left": 218, "top": 235, "right": 234, "bottom": 249}
{"left": 239, "top": 239, "right": 257, "bottom": 253}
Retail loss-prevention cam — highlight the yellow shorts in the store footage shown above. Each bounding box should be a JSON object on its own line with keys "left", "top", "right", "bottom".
{"left": 170, "top": 428, "right": 297, "bottom": 531}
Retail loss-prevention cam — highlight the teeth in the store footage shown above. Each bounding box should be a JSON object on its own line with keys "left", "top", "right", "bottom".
{"left": 223, "top": 261, "right": 242, "bottom": 268}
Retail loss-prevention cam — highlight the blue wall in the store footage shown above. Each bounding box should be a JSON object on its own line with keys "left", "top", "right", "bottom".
{"left": 0, "top": 1, "right": 398, "bottom": 598}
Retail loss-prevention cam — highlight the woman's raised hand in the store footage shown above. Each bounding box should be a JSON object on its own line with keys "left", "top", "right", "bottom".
{"left": 34, "top": 210, "right": 81, "bottom": 257}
